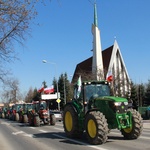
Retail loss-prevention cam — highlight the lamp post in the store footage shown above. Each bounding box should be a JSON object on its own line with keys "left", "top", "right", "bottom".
{"left": 63, "top": 75, "right": 66, "bottom": 104}
{"left": 42, "top": 60, "right": 60, "bottom": 111}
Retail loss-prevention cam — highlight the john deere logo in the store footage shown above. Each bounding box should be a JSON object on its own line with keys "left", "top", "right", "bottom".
{"left": 122, "top": 106, "right": 124, "bottom": 109}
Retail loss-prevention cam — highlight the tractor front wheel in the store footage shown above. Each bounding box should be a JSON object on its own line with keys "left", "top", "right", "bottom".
{"left": 63, "top": 104, "right": 83, "bottom": 138}
{"left": 85, "top": 111, "right": 109, "bottom": 145}
{"left": 34, "top": 115, "right": 40, "bottom": 127}
{"left": 50, "top": 114, "right": 56, "bottom": 125}
{"left": 121, "top": 108, "right": 143, "bottom": 139}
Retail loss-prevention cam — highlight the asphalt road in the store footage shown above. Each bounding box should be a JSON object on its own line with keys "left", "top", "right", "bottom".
{"left": 0, "top": 119, "right": 150, "bottom": 150}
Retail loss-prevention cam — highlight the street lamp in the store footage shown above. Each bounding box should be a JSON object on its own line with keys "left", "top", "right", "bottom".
{"left": 63, "top": 75, "right": 66, "bottom": 104}
{"left": 42, "top": 60, "right": 60, "bottom": 110}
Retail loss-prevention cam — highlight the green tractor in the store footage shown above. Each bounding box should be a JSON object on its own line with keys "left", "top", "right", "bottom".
{"left": 19, "top": 103, "right": 33, "bottom": 123}
{"left": 63, "top": 80, "right": 143, "bottom": 145}
{"left": 10, "top": 103, "right": 23, "bottom": 121}
{"left": 0, "top": 107, "right": 8, "bottom": 119}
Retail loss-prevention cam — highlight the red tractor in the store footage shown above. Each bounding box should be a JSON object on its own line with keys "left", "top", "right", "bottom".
{"left": 28, "top": 100, "right": 56, "bottom": 127}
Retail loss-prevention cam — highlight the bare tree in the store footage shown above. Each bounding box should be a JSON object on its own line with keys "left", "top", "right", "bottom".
{"left": 0, "top": 0, "right": 39, "bottom": 82}
{"left": 24, "top": 87, "right": 34, "bottom": 103}
{"left": 1, "top": 78, "right": 20, "bottom": 103}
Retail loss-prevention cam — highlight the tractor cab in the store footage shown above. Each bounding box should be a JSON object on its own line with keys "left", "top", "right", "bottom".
{"left": 83, "top": 81, "right": 110, "bottom": 102}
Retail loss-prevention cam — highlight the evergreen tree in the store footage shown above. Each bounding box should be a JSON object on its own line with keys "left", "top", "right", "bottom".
{"left": 32, "top": 81, "right": 47, "bottom": 101}
{"left": 52, "top": 73, "right": 73, "bottom": 109}
{"left": 144, "top": 80, "right": 150, "bottom": 106}
{"left": 137, "top": 83, "right": 145, "bottom": 107}
{"left": 130, "top": 81, "right": 138, "bottom": 110}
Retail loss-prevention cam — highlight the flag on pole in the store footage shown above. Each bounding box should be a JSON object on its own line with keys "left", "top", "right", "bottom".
{"left": 44, "top": 85, "right": 54, "bottom": 94}
{"left": 38, "top": 87, "right": 44, "bottom": 93}
{"left": 77, "top": 75, "right": 82, "bottom": 98}
{"left": 106, "top": 70, "right": 113, "bottom": 82}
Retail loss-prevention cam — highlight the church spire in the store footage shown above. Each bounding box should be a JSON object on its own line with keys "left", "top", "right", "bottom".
{"left": 92, "top": 3, "right": 104, "bottom": 80}
{"left": 94, "top": 3, "right": 98, "bottom": 27}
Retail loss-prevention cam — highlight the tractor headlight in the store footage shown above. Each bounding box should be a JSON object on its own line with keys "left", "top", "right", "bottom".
{"left": 124, "top": 102, "right": 128, "bottom": 105}
{"left": 114, "top": 102, "right": 122, "bottom": 106}
{"left": 43, "top": 112, "right": 48, "bottom": 115}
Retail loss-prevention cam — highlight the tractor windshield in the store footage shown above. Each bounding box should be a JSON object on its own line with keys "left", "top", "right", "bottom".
{"left": 85, "top": 83, "right": 110, "bottom": 101}
{"left": 40, "top": 101, "right": 47, "bottom": 110}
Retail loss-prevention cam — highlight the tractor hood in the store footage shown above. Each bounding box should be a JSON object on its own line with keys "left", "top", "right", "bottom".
{"left": 96, "top": 96, "right": 128, "bottom": 102}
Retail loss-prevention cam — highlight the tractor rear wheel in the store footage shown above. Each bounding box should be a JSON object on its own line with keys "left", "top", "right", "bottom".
{"left": 85, "top": 111, "right": 109, "bottom": 145}
{"left": 23, "top": 114, "right": 28, "bottom": 123}
{"left": 121, "top": 108, "right": 143, "bottom": 139}
{"left": 63, "top": 104, "right": 83, "bottom": 138}
{"left": 15, "top": 113, "right": 19, "bottom": 121}
{"left": 19, "top": 115, "right": 23, "bottom": 123}
{"left": 28, "top": 114, "right": 34, "bottom": 126}
{"left": 50, "top": 114, "right": 56, "bottom": 125}
{"left": 34, "top": 115, "right": 40, "bottom": 127}
{"left": 2, "top": 113, "right": 5, "bottom": 119}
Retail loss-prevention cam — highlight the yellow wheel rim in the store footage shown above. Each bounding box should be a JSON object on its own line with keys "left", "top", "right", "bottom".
{"left": 65, "top": 111, "right": 73, "bottom": 132}
{"left": 123, "top": 126, "right": 132, "bottom": 133}
{"left": 87, "top": 119, "right": 96, "bottom": 138}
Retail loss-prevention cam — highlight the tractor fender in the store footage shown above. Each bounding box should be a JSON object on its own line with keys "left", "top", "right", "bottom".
{"left": 64, "top": 102, "right": 78, "bottom": 114}
{"left": 85, "top": 108, "right": 100, "bottom": 118}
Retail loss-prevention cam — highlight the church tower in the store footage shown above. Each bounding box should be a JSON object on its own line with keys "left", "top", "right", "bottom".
{"left": 92, "top": 3, "right": 104, "bottom": 80}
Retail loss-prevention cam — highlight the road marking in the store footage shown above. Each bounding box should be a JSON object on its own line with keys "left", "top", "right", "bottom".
{"left": 39, "top": 130, "right": 48, "bottom": 133}
{"left": 29, "top": 127, "right": 35, "bottom": 129}
{"left": 12, "top": 131, "right": 24, "bottom": 135}
{"left": 53, "top": 134, "right": 108, "bottom": 150}
{"left": 23, "top": 133, "right": 35, "bottom": 138}
{"left": 1, "top": 122, "right": 10, "bottom": 126}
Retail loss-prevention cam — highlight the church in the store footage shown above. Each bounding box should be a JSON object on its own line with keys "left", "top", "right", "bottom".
{"left": 72, "top": 3, "right": 131, "bottom": 97}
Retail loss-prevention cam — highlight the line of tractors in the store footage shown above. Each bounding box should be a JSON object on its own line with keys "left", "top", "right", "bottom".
{"left": 0, "top": 99, "right": 56, "bottom": 127}
{"left": 0, "top": 79, "right": 144, "bottom": 145}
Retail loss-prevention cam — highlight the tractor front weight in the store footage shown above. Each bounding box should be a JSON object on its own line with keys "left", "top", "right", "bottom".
{"left": 116, "top": 112, "right": 132, "bottom": 130}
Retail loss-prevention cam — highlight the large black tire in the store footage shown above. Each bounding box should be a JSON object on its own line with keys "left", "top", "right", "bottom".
{"left": 19, "top": 115, "right": 23, "bottom": 123}
{"left": 11, "top": 114, "right": 15, "bottom": 120}
{"left": 50, "top": 114, "right": 56, "bottom": 125}
{"left": 15, "top": 113, "right": 19, "bottom": 121}
{"left": 2, "top": 113, "right": 5, "bottom": 119}
{"left": 121, "top": 108, "right": 143, "bottom": 139}
{"left": 33, "top": 115, "right": 40, "bottom": 127}
{"left": 23, "top": 114, "right": 28, "bottom": 123}
{"left": 28, "top": 114, "right": 34, "bottom": 126}
{"left": 85, "top": 111, "right": 109, "bottom": 145}
{"left": 63, "top": 104, "right": 83, "bottom": 138}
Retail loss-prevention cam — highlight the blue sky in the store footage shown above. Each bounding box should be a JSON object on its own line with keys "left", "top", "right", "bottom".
{"left": 6, "top": 0, "right": 150, "bottom": 93}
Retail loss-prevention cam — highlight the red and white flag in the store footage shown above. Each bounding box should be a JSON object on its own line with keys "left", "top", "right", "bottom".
{"left": 44, "top": 86, "right": 54, "bottom": 94}
{"left": 106, "top": 70, "right": 113, "bottom": 82}
{"left": 38, "top": 87, "right": 44, "bottom": 93}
